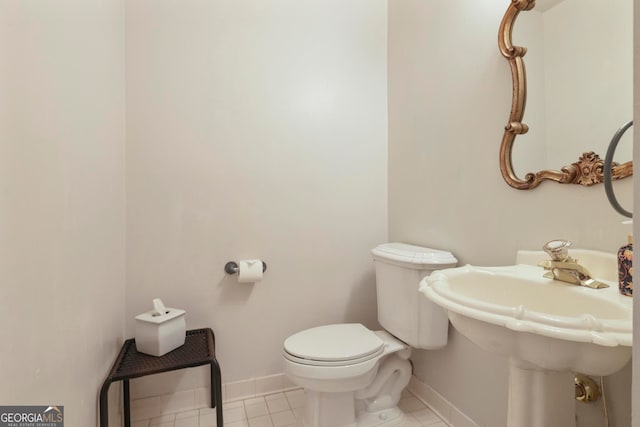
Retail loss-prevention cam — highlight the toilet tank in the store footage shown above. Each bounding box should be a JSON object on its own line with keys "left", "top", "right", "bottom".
{"left": 372, "top": 243, "right": 457, "bottom": 349}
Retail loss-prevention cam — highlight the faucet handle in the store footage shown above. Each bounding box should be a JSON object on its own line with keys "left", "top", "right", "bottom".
{"left": 543, "top": 240, "right": 572, "bottom": 261}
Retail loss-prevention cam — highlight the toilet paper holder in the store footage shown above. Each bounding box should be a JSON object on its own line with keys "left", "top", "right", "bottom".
{"left": 224, "top": 261, "right": 268, "bottom": 275}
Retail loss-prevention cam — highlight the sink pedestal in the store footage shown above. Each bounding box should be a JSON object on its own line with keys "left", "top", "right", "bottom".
{"left": 508, "top": 359, "right": 575, "bottom": 427}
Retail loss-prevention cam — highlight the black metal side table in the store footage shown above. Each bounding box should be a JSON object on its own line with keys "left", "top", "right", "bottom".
{"left": 99, "top": 328, "right": 223, "bottom": 427}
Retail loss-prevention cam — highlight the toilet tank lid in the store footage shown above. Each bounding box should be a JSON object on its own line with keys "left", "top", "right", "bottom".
{"left": 372, "top": 242, "right": 457, "bottom": 267}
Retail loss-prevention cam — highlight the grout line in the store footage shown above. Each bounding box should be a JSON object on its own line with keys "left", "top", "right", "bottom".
{"left": 130, "top": 374, "right": 476, "bottom": 427}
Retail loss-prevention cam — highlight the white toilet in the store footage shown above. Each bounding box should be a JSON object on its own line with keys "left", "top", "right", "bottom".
{"left": 283, "top": 243, "right": 457, "bottom": 427}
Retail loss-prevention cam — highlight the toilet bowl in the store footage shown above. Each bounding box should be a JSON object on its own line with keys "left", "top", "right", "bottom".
{"left": 283, "top": 243, "right": 458, "bottom": 427}
{"left": 283, "top": 324, "right": 411, "bottom": 427}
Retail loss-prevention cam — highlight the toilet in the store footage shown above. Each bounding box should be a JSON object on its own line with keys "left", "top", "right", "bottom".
{"left": 283, "top": 243, "right": 457, "bottom": 427}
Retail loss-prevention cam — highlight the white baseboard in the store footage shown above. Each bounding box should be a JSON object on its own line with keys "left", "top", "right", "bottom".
{"left": 128, "top": 373, "right": 298, "bottom": 421}
{"left": 128, "top": 373, "right": 479, "bottom": 426}
{"left": 407, "top": 375, "right": 480, "bottom": 427}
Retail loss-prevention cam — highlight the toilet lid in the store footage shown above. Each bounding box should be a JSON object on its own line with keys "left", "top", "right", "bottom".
{"left": 284, "top": 324, "right": 384, "bottom": 363}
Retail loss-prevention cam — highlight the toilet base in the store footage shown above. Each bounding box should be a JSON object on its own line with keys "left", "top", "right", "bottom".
{"left": 286, "top": 330, "right": 413, "bottom": 427}
{"left": 355, "top": 407, "right": 405, "bottom": 427}
{"left": 301, "top": 391, "right": 405, "bottom": 427}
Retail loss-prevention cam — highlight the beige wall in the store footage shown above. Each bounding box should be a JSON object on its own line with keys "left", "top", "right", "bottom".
{"left": 632, "top": 0, "right": 640, "bottom": 423}
{"left": 388, "top": 1, "right": 632, "bottom": 426}
{"left": 0, "top": 0, "right": 126, "bottom": 425}
{"left": 125, "top": 0, "right": 388, "bottom": 397}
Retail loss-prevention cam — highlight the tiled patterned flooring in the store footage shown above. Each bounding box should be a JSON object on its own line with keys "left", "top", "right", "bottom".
{"left": 131, "top": 389, "right": 448, "bottom": 427}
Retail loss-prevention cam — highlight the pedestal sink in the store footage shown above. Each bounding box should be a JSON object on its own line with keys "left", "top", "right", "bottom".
{"left": 420, "top": 249, "right": 632, "bottom": 427}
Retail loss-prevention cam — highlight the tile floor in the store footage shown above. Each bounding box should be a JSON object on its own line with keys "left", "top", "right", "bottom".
{"left": 131, "top": 389, "right": 448, "bottom": 427}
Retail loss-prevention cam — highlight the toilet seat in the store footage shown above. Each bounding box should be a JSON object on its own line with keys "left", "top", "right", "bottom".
{"left": 284, "top": 347, "right": 385, "bottom": 367}
{"left": 283, "top": 326, "right": 410, "bottom": 394}
{"left": 284, "top": 324, "right": 385, "bottom": 367}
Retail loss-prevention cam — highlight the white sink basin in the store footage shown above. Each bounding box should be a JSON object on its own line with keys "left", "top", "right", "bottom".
{"left": 419, "top": 249, "right": 632, "bottom": 427}
{"left": 421, "top": 259, "right": 631, "bottom": 375}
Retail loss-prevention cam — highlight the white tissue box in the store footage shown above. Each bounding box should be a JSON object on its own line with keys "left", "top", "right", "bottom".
{"left": 135, "top": 307, "right": 186, "bottom": 357}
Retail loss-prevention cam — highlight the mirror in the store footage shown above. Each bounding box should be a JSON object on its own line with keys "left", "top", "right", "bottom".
{"left": 498, "top": 0, "right": 633, "bottom": 189}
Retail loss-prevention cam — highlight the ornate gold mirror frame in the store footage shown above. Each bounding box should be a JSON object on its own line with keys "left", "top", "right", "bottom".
{"left": 498, "top": 0, "right": 633, "bottom": 189}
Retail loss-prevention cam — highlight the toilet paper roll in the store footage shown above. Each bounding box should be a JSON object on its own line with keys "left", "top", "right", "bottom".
{"left": 238, "top": 259, "right": 264, "bottom": 283}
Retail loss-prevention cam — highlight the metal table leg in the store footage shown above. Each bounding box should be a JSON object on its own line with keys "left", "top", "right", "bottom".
{"left": 99, "top": 380, "right": 111, "bottom": 427}
{"left": 124, "top": 380, "right": 131, "bottom": 427}
{"left": 211, "top": 359, "right": 223, "bottom": 426}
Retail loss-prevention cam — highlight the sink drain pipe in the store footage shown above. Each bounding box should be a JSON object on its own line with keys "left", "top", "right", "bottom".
{"left": 574, "top": 374, "right": 609, "bottom": 427}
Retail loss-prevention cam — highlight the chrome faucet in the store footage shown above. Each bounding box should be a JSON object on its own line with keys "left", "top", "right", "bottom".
{"left": 537, "top": 240, "right": 609, "bottom": 289}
